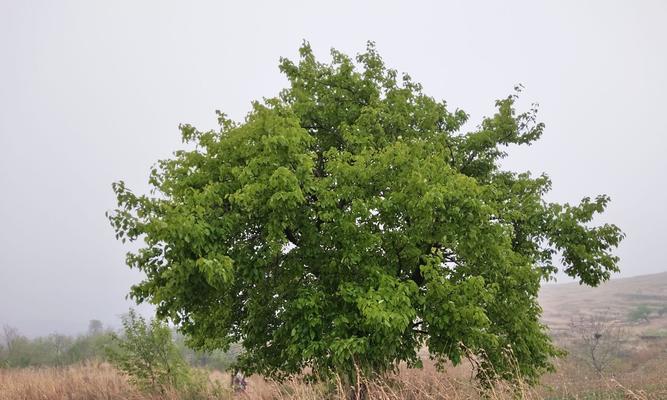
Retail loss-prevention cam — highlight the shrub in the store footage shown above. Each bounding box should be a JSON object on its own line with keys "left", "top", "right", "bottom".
{"left": 627, "top": 305, "right": 652, "bottom": 324}
{"left": 106, "top": 309, "right": 200, "bottom": 393}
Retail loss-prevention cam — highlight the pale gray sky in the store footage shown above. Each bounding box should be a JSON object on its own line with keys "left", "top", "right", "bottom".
{"left": 1, "top": 0, "right": 665, "bottom": 336}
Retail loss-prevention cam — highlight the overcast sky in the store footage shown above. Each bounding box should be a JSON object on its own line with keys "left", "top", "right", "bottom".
{"left": 1, "top": 0, "right": 666, "bottom": 336}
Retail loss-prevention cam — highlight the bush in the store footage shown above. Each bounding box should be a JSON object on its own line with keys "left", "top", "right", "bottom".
{"left": 106, "top": 309, "right": 190, "bottom": 392}
{"left": 627, "top": 305, "right": 652, "bottom": 323}
{"left": 105, "top": 309, "right": 222, "bottom": 398}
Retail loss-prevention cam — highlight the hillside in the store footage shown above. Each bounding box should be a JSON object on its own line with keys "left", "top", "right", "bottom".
{"left": 539, "top": 271, "right": 667, "bottom": 335}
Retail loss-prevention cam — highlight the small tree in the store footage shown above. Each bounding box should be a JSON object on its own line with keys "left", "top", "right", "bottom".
{"left": 2, "top": 325, "right": 19, "bottom": 355}
{"left": 569, "top": 314, "right": 625, "bottom": 374}
{"left": 106, "top": 310, "right": 192, "bottom": 392}
{"left": 88, "top": 319, "right": 104, "bottom": 336}
{"left": 1, "top": 325, "right": 32, "bottom": 367}
{"left": 657, "top": 305, "right": 667, "bottom": 318}
{"left": 628, "top": 305, "right": 652, "bottom": 324}
{"left": 48, "top": 333, "right": 72, "bottom": 366}
{"left": 109, "top": 42, "right": 624, "bottom": 387}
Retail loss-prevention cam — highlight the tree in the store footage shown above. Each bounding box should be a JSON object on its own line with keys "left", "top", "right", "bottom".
{"left": 657, "top": 305, "right": 667, "bottom": 318}
{"left": 2, "top": 325, "right": 20, "bottom": 356}
{"left": 48, "top": 333, "right": 72, "bottom": 366}
{"left": 65, "top": 331, "right": 114, "bottom": 365}
{"left": 0, "top": 325, "right": 19, "bottom": 367}
{"left": 108, "top": 42, "right": 623, "bottom": 387}
{"left": 628, "top": 305, "right": 652, "bottom": 323}
{"left": 106, "top": 309, "right": 192, "bottom": 392}
{"left": 1, "top": 326, "right": 37, "bottom": 367}
{"left": 569, "top": 314, "right": 626, "bottom": 374}
{"left": 88, "top": 319, "right": 104, "bottom": 336}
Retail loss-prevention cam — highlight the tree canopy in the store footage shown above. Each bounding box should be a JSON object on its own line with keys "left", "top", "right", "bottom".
{"left": 109, "top": 42, "right": 623, "bottom": 384}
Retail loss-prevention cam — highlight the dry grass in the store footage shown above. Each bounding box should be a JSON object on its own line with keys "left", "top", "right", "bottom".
{"left": 537, "top": 351, "right": 667, "bottom": 400}
{"left": 0, "top": 362, "right": 226, "bottom": 400}
{"left": 539, "top": 272, "right": 667, "bottom": 334}
{"left": 2, "top": 355, "right": 666, "bottom": 400}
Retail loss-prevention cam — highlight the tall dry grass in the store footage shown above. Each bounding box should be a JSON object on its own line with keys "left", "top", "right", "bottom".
{"left": 1, "top": 355, "right": 666, "bottom": 400}
{"left": 0, "top": 362, "right": 225, "bottom": 400}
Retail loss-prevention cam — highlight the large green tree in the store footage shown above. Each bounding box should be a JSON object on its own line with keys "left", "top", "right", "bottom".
{"left": 109, "top": 42, "right": 623, "bottom": 384}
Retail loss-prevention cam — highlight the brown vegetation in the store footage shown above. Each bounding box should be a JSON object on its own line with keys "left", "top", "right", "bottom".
{"left": 539, "top": 272, "right": 667, "bottom": 334}
{"left": 2, "top": 353, "right": 667, "bottom": 400}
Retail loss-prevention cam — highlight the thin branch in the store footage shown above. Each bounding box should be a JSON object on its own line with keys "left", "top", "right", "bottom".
{"left": 284, "top": 228, "right": 299, "bottom": 247}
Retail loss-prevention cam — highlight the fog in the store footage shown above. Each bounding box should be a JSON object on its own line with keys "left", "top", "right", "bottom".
{"left": 1, "top": 0, "right": 665, "bottom": 336}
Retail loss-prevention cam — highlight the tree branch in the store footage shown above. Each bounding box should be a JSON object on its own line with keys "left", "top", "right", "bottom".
{"left": 284, "top": 228, "right": 299, "bottom": 247}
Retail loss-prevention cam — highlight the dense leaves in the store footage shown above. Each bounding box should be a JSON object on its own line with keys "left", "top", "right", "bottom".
{"left": 108, "top": 42, "right": 623, "bottom": 384}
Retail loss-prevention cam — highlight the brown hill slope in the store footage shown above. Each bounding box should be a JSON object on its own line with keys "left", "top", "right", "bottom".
{"left": 539, "top": 271, "right": 667, "bottom": 335}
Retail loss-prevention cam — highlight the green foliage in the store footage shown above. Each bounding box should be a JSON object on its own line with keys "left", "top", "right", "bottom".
{"left": 0, "top": 319, "right": 236, "bottom": 373}
{"left": 0, "top": 323, "right": 114, "bottom": 368}
{"left": 108, "top": 42, "right": 624, "bottom": 385}
{"left": 106, "top": 309, "right": 199, "bottom": 393}
{"left": 175, "top": 336, "right": 241, "bottom": 371}
{"left": 627, "top": 305, "right": 652, "bottom": 323}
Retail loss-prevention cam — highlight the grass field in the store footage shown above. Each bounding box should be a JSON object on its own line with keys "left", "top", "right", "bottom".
{"left": 1, "top": 352, "right": 666, "bottom": 400}
{"left": 2, "top": 273, "right": 667, "bottom": 399}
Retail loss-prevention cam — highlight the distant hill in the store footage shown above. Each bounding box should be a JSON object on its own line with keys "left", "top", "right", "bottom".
{"left": 539, "top": 272, "right": 667, "bottom": 335}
